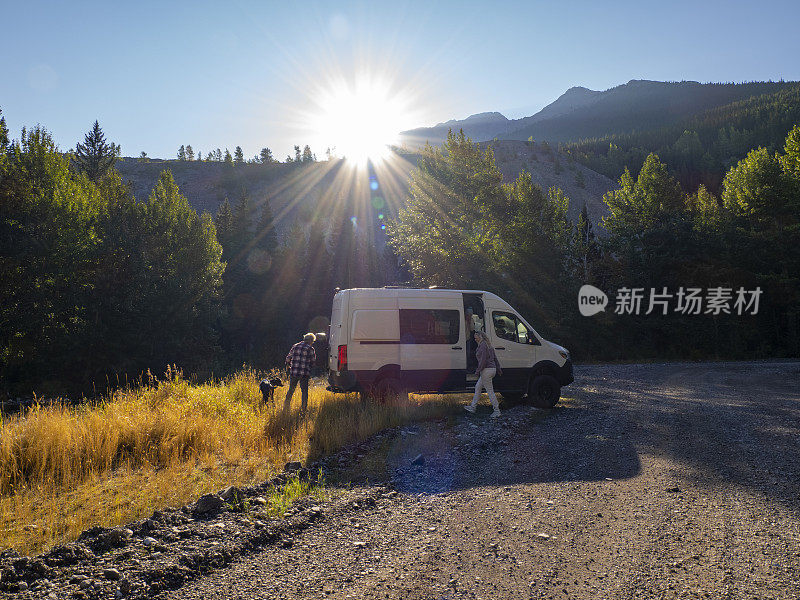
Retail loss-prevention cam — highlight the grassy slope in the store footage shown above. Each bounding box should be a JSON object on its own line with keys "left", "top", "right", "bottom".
{"left": 0, "top": 369, "right": 463, "bottom": 555}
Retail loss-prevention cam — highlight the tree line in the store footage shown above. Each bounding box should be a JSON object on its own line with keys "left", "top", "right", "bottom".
{"left": 0, "top": 112, "right": 389, "bottom": 396}
{"left": 1, "top": 113, "right": 223, "bottom": 395}
{"left": 136, "top": 145, "right": 322, "bottom": 165}
{"left": 171, "top": 144, "right": 317, "bottom": 165}
{"left": 388, "top": 128, "right": 800, "bottom": 361}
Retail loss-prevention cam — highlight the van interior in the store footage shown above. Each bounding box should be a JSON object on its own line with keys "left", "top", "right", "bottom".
{"left": 462, "top": 293, "right": 485, "bottom": 381}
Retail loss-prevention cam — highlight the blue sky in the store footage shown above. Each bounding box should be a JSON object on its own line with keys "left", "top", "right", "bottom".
{"left": 3, "top": 0, "right": 799, "bottom": 160}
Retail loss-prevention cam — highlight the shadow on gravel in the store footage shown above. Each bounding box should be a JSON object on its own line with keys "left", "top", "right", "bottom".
{"left": 378, "top": 396, "right": 642, "bottom": 495}
{"left": 314, "top": 363, "right": 800, "bottom": 502}
{"left": 575, "top": 362, "right": 800, "bottom": 514}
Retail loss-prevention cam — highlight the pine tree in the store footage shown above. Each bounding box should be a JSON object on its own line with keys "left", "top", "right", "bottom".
{"left": 259, "top": 147, "right": 273, "bottom": 163}
{"left": 177, "top": 145, "right": 186, "bottom": 161}
{"left": 780, "top": 124, "right": 800, "bottom": 179}
{"left": 214, "top": 199, "right": 233, "bottom": 250}
{"left": 302, "top": 145, "right": 314, "bottom": 163}
{"left": 224, "top": 149, "right": 233, "bottom": 164}
{"left": 1, "top": 125, "right": 101, "bottom": 390}
{"left": 573, "top": 203, "right": 600, "bottom": 282}
{"left": 602, "top": 153, "right": 693, "bottom": 290}
{"left": 0, "top": 109, "right": 9, "bottom": 154}
{"left": 135, "top": 171, "right": 224, "bottom": 371}
{"left": 234, "top": 146, "right": 244, "bottom": 164}
{"left": 186, "top": 145, "right": 194, "bottom": 161}
{"left": 294, "top": 145, "right": 301, "bottom": 163}
{"left": 387, "top": 129, "right": 505, "bottom": 288}
{"left": 74, "top": 120, "right": 118, "bottom": 182}
{"left": 255, "top": 199, "right": 278, "bottom": 252}
{"left": 232, "top": 193, "right": 253, "bottom": 249}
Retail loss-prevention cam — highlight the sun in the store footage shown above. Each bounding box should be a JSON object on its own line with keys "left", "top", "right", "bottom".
{"left": 309, "top": 76, "right": 411, "bottom": 165}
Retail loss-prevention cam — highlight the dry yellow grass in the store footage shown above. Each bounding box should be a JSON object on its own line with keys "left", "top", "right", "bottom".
{"left": 0, "top": 368, "right": 462, "bottom": 555}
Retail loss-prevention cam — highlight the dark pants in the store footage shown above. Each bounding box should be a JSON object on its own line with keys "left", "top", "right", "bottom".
{"left": 284, "top": 375, "right": 310, "bottom": 411}
{"left": 466, "top": 337, "right": 478, "bottom": 372}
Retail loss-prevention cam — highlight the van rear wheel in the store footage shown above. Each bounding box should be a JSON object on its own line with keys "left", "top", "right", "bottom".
{"left": 371, "top": 377, "right": 408, "bottom": 405}
{"left": 528, "top": 375, "right": 561, "bottom": 409}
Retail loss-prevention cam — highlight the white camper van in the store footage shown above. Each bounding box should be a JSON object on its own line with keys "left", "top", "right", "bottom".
{"left": 327, "top": 288, "right": 573, "bottom": 408}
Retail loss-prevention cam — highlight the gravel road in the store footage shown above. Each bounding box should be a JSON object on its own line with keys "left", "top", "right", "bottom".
{"left": 167, "top": 361, "right": 800, "bottom": 600}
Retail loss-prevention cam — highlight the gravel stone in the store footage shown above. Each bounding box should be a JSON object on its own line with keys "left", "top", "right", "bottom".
{"left": 193, "top": 494, "right": 224, "bottom": 515}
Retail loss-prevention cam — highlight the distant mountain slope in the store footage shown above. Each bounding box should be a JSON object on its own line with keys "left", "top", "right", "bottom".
{"left": 400, "top": 80, "right": 799, "bottom": 148}
{"left": 400, "top": 111, "right": 513, "bottom": 148}
{"left": 501, "top": 80, "right": 798, "bottom": 144}
{"left": 563, "top": 82, "right": 800, "bottom": 192}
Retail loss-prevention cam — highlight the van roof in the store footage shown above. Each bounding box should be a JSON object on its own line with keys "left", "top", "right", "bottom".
{"left": 336, "top": 287, "right": 506, "bottom": 301}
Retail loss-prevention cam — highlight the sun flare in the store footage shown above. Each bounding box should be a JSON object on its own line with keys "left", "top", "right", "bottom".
{"left": 309, "top": 77, "right": 411, "bottom": 165}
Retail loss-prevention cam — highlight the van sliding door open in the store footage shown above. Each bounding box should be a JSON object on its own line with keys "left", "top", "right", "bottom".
{"left": 398, "top": 295, "right": 466, "bottom": 392}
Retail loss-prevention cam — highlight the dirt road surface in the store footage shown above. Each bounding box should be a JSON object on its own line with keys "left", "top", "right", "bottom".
{"left": 169, "top": 361, "right": 800, "bottom": 600}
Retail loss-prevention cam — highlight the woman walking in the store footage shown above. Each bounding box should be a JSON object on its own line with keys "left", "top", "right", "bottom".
{"left": 465, "top": 330, "right": 503, "bottom": 418}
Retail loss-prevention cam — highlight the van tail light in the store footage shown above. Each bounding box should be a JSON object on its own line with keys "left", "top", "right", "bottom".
{"left": 338, "top": 345, "right": 348, "bottom": 371}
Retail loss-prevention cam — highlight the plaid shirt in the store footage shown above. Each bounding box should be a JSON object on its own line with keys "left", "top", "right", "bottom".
{"left": 285, "top": 341, "right": 316, "bottom": 378}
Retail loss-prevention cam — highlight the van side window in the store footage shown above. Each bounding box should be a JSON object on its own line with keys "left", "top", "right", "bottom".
{"left": 399, "top": 309, "right": 460, "bottom": 344}
{"left": 492, "top": 311, "right": 539, "bottom": 345}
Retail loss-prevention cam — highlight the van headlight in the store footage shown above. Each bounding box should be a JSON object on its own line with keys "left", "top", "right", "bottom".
{"left": 558, "top": 349, "right": 570, "bottom": 360}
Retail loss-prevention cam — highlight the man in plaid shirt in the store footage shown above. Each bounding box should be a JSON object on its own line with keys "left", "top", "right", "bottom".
{"left": 284, "top": 333, "right": 316, "bottom": 411}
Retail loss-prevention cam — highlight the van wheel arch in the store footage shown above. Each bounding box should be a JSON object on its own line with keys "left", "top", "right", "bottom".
{"left": 529, "top": 360, "right": 560, "bottom": 381}
{"left": 365, "top": 376, "right": 408, "bottom": 405}
{"left": 359, "top": 365, "right": 404, "bottom": 404}
{"left": 525, "top": 361, "right": 562, "bottom": 408}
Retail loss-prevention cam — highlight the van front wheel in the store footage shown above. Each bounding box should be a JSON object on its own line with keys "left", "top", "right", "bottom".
{"left": 528, "top": 375, "right": 561, "bottom": 409}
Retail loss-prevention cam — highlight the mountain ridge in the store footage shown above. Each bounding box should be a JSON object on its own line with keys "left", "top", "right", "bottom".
{"left": 400, "top": 79, "right": 798, "bottom": 147}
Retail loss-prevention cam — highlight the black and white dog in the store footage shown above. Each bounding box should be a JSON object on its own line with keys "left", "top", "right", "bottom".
{"left": 259, "top": 377, "right": 283, "bottom": 403}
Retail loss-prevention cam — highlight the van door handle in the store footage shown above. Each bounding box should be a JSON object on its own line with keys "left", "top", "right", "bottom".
{"left": 451, "top": 346, "right": 462, "bottom": 350}
{"left": 495, "top": 347, "right": 506, "bottom": 350}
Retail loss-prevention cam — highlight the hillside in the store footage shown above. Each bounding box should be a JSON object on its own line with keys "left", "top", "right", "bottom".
{"left": 116, "top": 148, "right": 616, "bottom": 234}
{"left": 400, "top": 80, "right": 799, "bottom": 148}
{"left": 116, "top": 158, "right": 382, "bottom": 242}
{"left": 482, "top": 140, "right": 613, "bottom": 226}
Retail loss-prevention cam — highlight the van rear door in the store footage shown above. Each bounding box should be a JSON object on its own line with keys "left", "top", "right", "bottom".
{"left": 329, "top": 292, "right": 345, "bottom": 372}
